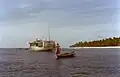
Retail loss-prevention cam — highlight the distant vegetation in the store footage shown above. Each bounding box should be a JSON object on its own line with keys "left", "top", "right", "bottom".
{"left": 69, "top": 37, "right": 120, "bottom": 47}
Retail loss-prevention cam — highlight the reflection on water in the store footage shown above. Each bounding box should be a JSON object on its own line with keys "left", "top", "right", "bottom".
{"left": 0, "top": 48, "right": 120, "bottom": 77}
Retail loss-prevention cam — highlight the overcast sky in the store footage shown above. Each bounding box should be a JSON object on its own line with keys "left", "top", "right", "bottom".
{"left": 0, "top": 0, "right": 120, "bottom": 48}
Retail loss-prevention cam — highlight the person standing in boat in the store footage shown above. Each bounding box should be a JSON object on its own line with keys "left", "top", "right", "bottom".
{"left": 55, "top": 43, "right": 61, "bottom": 56}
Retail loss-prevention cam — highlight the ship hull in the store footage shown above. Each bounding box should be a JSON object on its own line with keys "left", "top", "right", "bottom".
{"left": 29, "top": 46, "right": 54, "bottom": 52}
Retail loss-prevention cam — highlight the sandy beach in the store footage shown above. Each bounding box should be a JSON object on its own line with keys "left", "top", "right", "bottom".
{"left": 70, "top": 46, "right": 120, "bottom": 49}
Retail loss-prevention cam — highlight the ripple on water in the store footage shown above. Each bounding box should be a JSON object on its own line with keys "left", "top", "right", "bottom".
{"left": 0, "top": 48, "right": 120, "bottom": 77}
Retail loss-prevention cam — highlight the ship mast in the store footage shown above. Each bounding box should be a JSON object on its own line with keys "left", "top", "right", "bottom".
{"left": 48, "top": 26, "right": 50, "bottom": 41}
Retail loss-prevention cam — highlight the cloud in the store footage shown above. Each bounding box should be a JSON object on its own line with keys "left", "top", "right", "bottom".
{"left": 0, "top": 0, "right": 118, "bottom": 22}
{"left": 0, "top": 0, "right": 120, "bottom": 47}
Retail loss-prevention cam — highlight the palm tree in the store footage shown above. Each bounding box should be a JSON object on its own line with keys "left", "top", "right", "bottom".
{"left": 69, "top": 37, "right": 120, "bottom": 47}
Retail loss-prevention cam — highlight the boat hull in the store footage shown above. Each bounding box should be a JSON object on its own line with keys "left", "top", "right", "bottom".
{"left": 56, "top": 51, "right": 76, "bottom": 59}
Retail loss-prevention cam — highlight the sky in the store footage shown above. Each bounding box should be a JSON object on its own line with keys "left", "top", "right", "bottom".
{"left": 0, "top": 0, "right": 120, "bottom": 48}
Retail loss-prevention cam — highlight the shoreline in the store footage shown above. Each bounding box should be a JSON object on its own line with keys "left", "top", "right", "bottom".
{"left": 69, "top": 46, "right": 120, "bottom": 49}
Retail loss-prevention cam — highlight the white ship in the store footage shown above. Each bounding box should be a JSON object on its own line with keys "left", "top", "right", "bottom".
{"left": 29, "top": 38, "right": 56, "bottom": 51}
{"left": 28, "top": 26, "right": 58, "bottom": 51}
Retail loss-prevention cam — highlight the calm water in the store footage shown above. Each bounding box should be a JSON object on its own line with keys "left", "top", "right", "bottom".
{"left": 0, "top": 48, "right": 120, "bottom": 77}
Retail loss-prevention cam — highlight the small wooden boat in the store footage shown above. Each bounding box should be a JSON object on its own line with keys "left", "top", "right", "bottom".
{"left": 56, "top": 51, "right": 76, "bottom": 59}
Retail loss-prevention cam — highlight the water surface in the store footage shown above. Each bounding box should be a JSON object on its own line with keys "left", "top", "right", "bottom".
{"left": 0, "top": 48, "right": 120, "bottom": 77}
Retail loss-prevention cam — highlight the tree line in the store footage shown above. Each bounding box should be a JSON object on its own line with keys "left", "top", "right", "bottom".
{"left": 69, "top": 37, "right": 120, "bottom": 47}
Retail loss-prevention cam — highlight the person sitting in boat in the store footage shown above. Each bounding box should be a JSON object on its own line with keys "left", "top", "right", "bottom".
{"left": 55, "top": 43, "right": 61, "bottom": 55}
